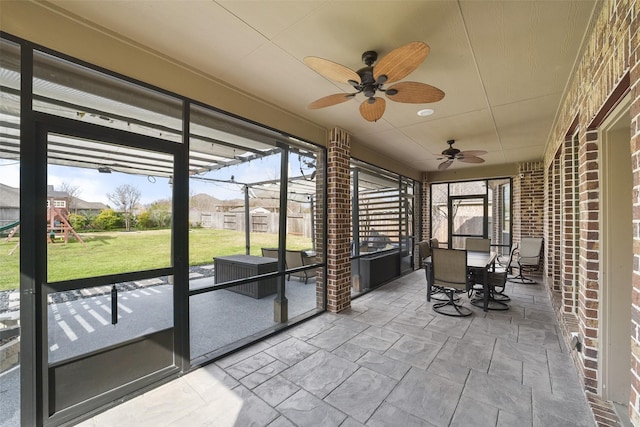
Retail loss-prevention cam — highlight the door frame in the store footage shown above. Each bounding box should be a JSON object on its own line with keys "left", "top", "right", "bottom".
{"left": 448, "top": 194, "right": 488, "bottom": 248}
{"left": 599, "top": 94, "right": 632, "bottom": 405}
{"left": 23, "top": 112, "right": 186, "bottom": 426}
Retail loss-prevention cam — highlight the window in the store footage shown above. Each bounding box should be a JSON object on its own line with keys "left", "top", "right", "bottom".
{"left": 430, "top": 178, "right": 512, "bottom": 253}
{"left": 350, "top": 160, "right": 417, "bottom": 294}
{"left": 188, "top": 104, "right": 325, "bottom": 362}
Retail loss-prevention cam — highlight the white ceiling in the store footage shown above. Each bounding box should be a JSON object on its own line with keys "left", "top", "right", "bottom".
{"left": 47, "top": 0, "right": 597, "bottom": 173}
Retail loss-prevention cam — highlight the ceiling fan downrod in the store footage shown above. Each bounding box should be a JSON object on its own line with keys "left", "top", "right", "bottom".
{"left": 361, "top": 50, "right": 377, "bottom": 66}
{"left": 443, "top": 139, "right": 461, "bottom": 157}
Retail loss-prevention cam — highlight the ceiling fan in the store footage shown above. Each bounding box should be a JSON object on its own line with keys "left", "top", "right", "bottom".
{"left": 437, "top": 140, "right": 487, "bottom": 170}
{"left": 304, "top": 41, "right": 445, "bottom": 122}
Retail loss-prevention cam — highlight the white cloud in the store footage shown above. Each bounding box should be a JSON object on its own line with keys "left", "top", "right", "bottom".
{"left": 0, "top": 160, "right": 20, "bottom": 187}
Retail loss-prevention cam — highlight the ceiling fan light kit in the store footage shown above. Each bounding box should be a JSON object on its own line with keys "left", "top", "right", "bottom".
{"left": 304, "top": 41, "right": 445, "bottom": 122}
{"left": 417, "top": 108, "right": 434, "bottom": 116}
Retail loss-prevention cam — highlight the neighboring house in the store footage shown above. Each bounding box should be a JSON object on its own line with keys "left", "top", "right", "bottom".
{"left": 0, "top": 184, "right": 107, "bottom": 227}
{"left": 69, "top": 197, "right": 108, "bottom": 216}
{"left": 46, "top": 186, "right": 108, "bottom": 216}
{"left": 46, "top": 185, "right": 69, "bottom": 213}
{"left": 0, "top": 183, "right": 19, "bottom": 228}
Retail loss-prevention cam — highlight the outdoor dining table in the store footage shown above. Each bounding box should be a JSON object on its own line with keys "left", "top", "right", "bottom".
{"left": 426, "top": 250, "right": 498, "bottom": 312}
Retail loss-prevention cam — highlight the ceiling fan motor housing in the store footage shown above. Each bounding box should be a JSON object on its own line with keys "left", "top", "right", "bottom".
{"left": 442, "top": 139, "right": 460, "bottom": 157}
{"left": 356, "top": 66, "right": 378, "bottom": 98}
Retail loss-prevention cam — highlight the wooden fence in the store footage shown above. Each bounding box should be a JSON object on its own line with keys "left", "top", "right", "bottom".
{"left": 192, "top": 212, "right": 313, "bottom": 238}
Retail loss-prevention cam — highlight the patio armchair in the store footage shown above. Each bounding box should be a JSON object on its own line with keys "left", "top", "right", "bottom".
{"left": 417, "top": 240, "right": 431, "bottom": 261}
{"left": 261, "top": 247, "right": 279, "bottom": 259}
{"left": 422, "top": 240, "right": 460, "bottom": 303}
{"left": 285, "top": 249, "right": 316, "bottom": 284}
{"left": 507, "top": 237, "right": 543, "bottom": 284}
{"left": 496, "top": 244, "right": 518, "bottom": 280}
{"left": 367, "top": 229, "right": 392, "bottom": 251}
{"left": 465, "top": 237, "right": 490, "bottom": 252}
{"left": 465, "top": 238, "right": 492, "bottom": 297}
{"left": 419, "top": 240, "right": 439, "bottom": 299}
{"left": 431, "top": 248, "right": 473, "bottom": 317}
{"left": 470, "top": 268, "right": 510, "bottom": 311}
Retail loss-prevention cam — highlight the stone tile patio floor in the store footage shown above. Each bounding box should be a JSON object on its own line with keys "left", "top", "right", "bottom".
{"left": 78, "top": 269, "right": 595, "bottom": 427}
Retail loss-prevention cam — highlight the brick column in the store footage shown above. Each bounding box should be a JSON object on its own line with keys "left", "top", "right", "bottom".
{"left": 517, "top": 161, "right": 545, "bottom": 240}
{"left": 515, "top": 162, "right": 545, "bottom": 278}
{"left": 326, "top": 128, "right": 351, "bottom": 312}
{"left": 579, "top": 129, "right": 601, "bottom": 394}
{"left": 490, "top": 183, "right": 503, "bottom": 248}
{"left": 314, "top": 149, "right": 326, "bottom": 309}
{"left": 550, "top": 153, "right": 562, "bottom": 290}
{"left": 562, "top": 135, "right": 580, "bottom": 313}
{"left": 421, "top": 172, "right": 430, "bottom": 241}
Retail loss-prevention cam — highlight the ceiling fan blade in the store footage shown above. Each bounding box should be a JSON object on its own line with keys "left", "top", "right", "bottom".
{"left": 385, "top": 81, "right": 445, "bottom": 104}
{"left": 457, "top": 155, "right": 485, "bottom": 164}
{"left": 438, "top": 159, "right": 453, "bottom": 170}
{"left": 304, "top": 56, "right": 361, "bottom": 84}
{"left": 359, "top": 97, "right": 386, "bottom": 122}
{"left": 459, "top": 150, "right": 487, "bottom": 156}
{"left": 307, "top": 93, "right": 355, "bottom": 109}
{"left": 373, "top": 41, "right": 430, "bottom": 84}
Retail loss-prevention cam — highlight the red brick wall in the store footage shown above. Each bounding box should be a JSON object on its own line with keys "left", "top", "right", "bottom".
{"left": 543, "top": 0, "right": 640, "bottom": 423}
{"left": 563, "top": 135, "right": 580, "bottom": 314}
{"left": 421, "top": 173, "right": 430, "bottom": 241}
{"left": 517, "top": 162, "right": 544, "bottom": 239}
{"left": 491, "top": 187, "right": 500, "bottom": 247}
{"left": 325, "top": 128, "right": 352, "bottom": 313}
{"left": 514, "top": 162, "right": 545, "bottom": 278}
{"left": 578, "top": 130, "right": 601, "bottom": 395}
{"left": 546, "top": 150, "right": 563, "bottom": 293}
{"left": 315, "top": 149, "right": 326, "bottom": 309}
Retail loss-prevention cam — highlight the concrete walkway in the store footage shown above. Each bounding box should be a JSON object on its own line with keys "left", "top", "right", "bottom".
{"left": 78, "top": 269, "right": 595, "bottom": 426}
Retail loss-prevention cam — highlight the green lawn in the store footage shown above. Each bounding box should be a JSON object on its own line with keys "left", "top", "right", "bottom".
{"left": 0, "top": 228, "right": 313, "bottom": 291}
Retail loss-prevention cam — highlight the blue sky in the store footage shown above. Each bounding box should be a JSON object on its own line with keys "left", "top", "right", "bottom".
{"left": 0, "top": 153, "right": 308, "bottom": 206}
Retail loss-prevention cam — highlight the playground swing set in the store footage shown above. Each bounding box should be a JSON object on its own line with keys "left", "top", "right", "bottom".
{"left": 3, "top": 195, "right": 86, "bottom": 255}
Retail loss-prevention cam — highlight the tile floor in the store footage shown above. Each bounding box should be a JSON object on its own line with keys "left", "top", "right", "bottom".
{"left": 77, "top": 270, "right": 595, "bottom": 427}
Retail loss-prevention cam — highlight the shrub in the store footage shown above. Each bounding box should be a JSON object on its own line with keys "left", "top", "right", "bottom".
{"left": 136, "top": 211, "right": 153, "bottom": 229}
{"left": 68, "top": 213, "right": 86, "bottom": 230}
{"left": 150, "top": 209, "right": 171, "bottom": 228}
{"left": 92, "top": 208, "right": 122, "bottom": 230}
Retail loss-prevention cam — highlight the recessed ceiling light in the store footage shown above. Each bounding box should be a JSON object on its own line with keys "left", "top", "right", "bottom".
{"left": 417, "top": 109, "right": 434, "bottom": 117}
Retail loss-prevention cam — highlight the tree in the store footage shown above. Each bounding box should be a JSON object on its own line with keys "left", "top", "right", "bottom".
{"left": 146, "top": 199, "right": 172, "bottom": 228}
{"left": 107, "top": 184, "right": 141, "bottom": 231}
{"left": 60, "top": 182, "right": 81, "bottom": 214}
